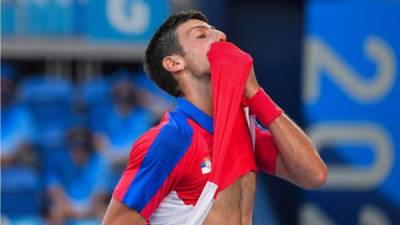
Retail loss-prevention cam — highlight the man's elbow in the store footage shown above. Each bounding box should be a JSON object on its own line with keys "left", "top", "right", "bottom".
{"left": 302, "top": 164, "right": 328, "bottom": 190}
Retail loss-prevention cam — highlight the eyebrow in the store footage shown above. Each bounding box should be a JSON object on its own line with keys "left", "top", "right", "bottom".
{"left": 186, "top": 25, "right": 216, "bottom": 35}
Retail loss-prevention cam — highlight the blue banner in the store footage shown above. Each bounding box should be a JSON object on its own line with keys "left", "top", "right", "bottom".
{"left": 1, "top": 0, "right": 15, "bottom": 35}
{"left": 86, "top": 0, "right": 170, "bottom": 42}
{"left": 302, "top": 1, "right": 400, "bottom": 225}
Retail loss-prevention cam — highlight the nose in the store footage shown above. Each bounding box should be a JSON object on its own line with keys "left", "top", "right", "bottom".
{"left": 214, "top": 29, "right": 227, "bottom": 42}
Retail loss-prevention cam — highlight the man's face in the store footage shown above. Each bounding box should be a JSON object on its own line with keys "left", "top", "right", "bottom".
{"left": 175, "top": 19, "right": 226, "bottom": 77}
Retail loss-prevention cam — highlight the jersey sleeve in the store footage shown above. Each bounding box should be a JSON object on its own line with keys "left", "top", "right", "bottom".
{"left": 112, "top": 119, "right": 193, "bottom": 220}
{"left": 255, "top": 125, "right": 279, "bottom": 175}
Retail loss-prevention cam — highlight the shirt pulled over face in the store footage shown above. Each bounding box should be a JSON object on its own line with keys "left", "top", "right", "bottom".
{"left": 207, "top": 41, "right": 257, "bottom": 195}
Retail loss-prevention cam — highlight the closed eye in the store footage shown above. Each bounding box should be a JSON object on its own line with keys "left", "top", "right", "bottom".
{"left": 197, "top": 33, "right": 207, "bottom": 39}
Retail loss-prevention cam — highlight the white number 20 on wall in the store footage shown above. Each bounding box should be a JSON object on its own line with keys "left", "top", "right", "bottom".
{"left": 301, "top": 36, "right": 397, "bottom": 225}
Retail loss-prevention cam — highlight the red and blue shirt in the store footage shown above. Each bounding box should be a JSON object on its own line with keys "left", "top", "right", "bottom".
{"left": 113, "top": 98, "right": 278, "bottom": 224}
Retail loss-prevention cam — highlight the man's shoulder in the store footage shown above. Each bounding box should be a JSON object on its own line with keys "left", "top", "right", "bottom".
{"left": 131, "top": 111, "right": 195, "bottom": 155}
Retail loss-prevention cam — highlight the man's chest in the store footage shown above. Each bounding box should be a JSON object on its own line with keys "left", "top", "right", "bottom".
{"left": 174, "top": 130, "right": 213, "bottom": 205}
{"left": 203, "top": 171, "right": 257, "bottom": 225}
{"left": 149, "top": 112, "right": 258, "bottom": 224}
{"left": 174, "top": 111, "right": 257, "bottom": 205}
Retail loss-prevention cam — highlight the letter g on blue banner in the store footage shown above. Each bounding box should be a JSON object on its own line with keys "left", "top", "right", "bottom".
{"left": 87, "top": 0, "right": 170, "bottom": 42}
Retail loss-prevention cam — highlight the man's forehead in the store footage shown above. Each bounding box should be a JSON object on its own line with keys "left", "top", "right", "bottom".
{"left": 176, "top": 19, "right": 211, "bottom": 34}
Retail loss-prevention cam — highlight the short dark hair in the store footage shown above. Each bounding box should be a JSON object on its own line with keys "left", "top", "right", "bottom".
{"left": 144, "top": 10, "right": 208, "bottom": 97}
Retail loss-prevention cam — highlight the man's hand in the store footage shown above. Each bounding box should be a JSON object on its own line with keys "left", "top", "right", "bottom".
{"left": 245, "top": 66, "right": 260, "bottom": 99}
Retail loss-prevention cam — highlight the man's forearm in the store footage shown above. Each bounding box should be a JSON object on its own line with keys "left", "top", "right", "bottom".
{"left": 268, "top": 114, "right": 327, "bottom": 189}
{"left": 247, "top": 87, "right": 327, "bottom": 189}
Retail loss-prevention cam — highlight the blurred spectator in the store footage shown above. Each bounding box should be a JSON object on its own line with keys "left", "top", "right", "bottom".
{"left": 46, "top": 125, "right": 108, "bottom": 225}
{"left": 1, "top": 65, "right": 37, "bottom": 169}
{"left": 1, "top": 64, "right": 42, "bottom": 217}
{"left": 132, "top": 72, "right": 175, "bottom": 122}
{"left": 93, "top": 76, "right": 152, "bottom": 189}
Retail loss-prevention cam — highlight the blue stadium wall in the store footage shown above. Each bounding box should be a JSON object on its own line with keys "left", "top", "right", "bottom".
{"left": 301, "top": 1, "right": 400, "bottom": 225}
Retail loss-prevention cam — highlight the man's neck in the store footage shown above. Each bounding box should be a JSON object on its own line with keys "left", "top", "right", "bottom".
{"left": 182, "top": 79, "right": 213, "bottom": 118}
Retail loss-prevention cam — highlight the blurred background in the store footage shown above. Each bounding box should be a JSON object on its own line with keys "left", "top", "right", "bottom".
{"left": 1, "top": 0, "right": 399, "bottom": 224}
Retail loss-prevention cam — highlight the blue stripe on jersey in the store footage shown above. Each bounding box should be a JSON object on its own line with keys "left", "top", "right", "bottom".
{"left": 176, "top": 98, "right": 213, "bottom": 133}
{"left": 122, "top": 111, "right": 193, "bottom": 212}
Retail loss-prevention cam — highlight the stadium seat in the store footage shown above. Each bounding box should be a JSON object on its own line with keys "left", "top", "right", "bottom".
{"left": 18, "top": 76, "right": 74, "bottom": 150}
{"left": 1, "top": 166, "right": 43, "bottom": 217}
{"left": 1, "top": 216, "right": 44, "bottom": 225}
{"left": 77, "top": 76, "right": 112, "bottom": 131}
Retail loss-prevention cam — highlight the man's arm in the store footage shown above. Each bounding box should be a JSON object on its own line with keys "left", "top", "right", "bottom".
{"left": 102, "top": 198, "right": 145, "bottom": 225}
{"left": 102, "top": 120, "right": 191, "bottom": 224}
{"left": 269, "top": 114, "right": 327, "bottom": 189}
{"left": 246, "top": 67, "right": 328, "bottom": 189}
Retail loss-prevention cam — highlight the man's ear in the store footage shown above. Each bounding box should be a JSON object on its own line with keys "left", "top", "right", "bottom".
{"left": 162, "top": 55, "right": 185, "bottom": 73}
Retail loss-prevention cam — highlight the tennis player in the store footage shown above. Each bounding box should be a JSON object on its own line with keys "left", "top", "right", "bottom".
{"left": 102, "top": 10, "right": 327, "bottom": 225}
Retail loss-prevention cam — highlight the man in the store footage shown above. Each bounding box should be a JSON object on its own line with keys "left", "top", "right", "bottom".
{"left": 102, "top": 10, "right": 327, "bottom": 225}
